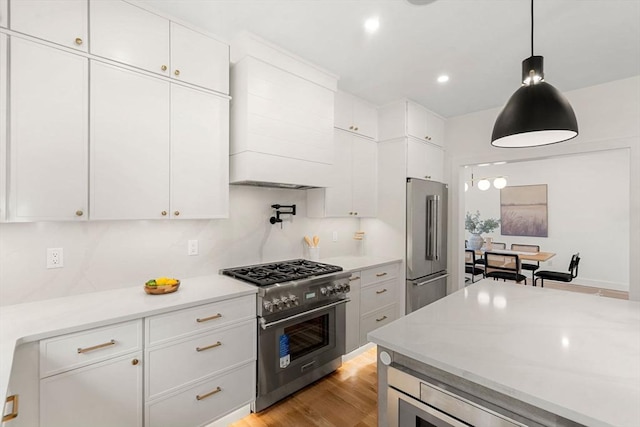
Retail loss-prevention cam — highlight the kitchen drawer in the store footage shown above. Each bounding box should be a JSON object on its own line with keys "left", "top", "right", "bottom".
{"left": 145, "top": 294, "right": 255, "bottom": 347}
{"left": 146, "top": 319, "right": 256, "bottom": 399}
{"left": 361, "top": 263, "right": 399, "bottom": 287}
{"left": 360, "top": 304, "right": 397, "bottom": 346}
{"left": 40, "top": 319, "right": 142, "bottom": 378}
{"left": 145, "top": 362, "right": 255, "bottom": 427}
{"left": 361, "top": 280, "right": 397, "bottom": 316}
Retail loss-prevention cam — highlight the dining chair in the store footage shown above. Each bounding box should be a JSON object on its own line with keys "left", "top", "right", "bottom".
{"left": 511, "top": 243, "right": 540, "bottom": 281}
{"left": 534, "top": 253, "right": 580, "bottom": 287}
{"left": 465, "top": 249, "right": 484, "bottom": 283}
{"left": 484, "top": 252, "right": 527, "bottom": 285}
{"left": 491, "top": 242, "right": 506, "bottom": 250}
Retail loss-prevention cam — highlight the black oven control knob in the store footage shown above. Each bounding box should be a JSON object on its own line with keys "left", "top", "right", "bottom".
{"left": 289, "top": 295, "right": 299, "bottom": 306}
{"left": 272, "top": 298, "right": 284, "bottom": 310}
{"left": 281, "top": 296, "right": 291, "bottom": 307}
{"left": 335, "top": 283, "right": 346, "bottom": 293}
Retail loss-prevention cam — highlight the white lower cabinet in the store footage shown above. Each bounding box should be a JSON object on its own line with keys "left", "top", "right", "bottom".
{"left": 344, "top": 262, "right": 401, "bottom": 351}
{"left": 144, "top": 295, "right": 257, "bottom": 427}
{"left": 2, "top": 343, "right": 39, "bottom": 427}
{"left": 39, "top": 320, "right": 144, "bottom": 427}
{"left": 40, "top": 352, "right": 144, "bottom": 427}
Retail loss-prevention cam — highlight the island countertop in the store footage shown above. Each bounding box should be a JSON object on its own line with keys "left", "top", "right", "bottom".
{"left": 368, "top": 279, "right": 640, "bottom": 427}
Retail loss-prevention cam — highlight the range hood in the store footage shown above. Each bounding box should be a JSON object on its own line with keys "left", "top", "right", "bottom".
{"left": 229, "top": 33, "right": 338, "bottom": 190}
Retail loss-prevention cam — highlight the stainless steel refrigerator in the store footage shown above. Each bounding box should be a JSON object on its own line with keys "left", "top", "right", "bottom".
{"left": 406, "top": 178, "right": 448, "bottom": 314}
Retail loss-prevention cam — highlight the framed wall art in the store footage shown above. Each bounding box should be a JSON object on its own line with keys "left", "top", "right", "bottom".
{"left": 500, "top": 184, "right": 548, "bottom": 237}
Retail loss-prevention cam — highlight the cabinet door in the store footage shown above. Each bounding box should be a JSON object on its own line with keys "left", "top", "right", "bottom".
{"left": 406, "top": 139, "right": 444, "bottom": 182}
{"left": 351, "top": 136, "right": 377, "bottom": 217}
{"left": 2, "top": 343, "right": 39, "bottom": 427}
{"left": 90, "top": 61, "right": 170, "bottom": 220}
{"left": 406, "top": 101, "right": 427, "bottom": 141}
{"left": 170, "top": 85, "right": 229, "bottom": 219}
{"left": 10, "top": 0, "right": 87, "bottom": 51}
{"left": 333, "top": 90, "right": 353, "bottom": 132}
{"left": 170, "top": 22, "right": 229, "bottom": 94}
{"left": 40, "top": 352, "right": 143, "bottom": 427}
{"left": 323, "top": 130, "right": 353, "bottom": 217}
{"left": 0, "top": 34, "right": 6, "bottom": 222}
{"left": 424, "top": 109, "right": 445, "bottom": 147}
{"left": 352, "top": 97, "right": 377, "bottom": 139}
{"left": 0, "top": 0, "right": 7, "bottom": 28}
{"left": 90, "top": 0, "right": 170, "bottom": 76}
{"left": 9, "top": 38, "right": 88, "bottom": 221}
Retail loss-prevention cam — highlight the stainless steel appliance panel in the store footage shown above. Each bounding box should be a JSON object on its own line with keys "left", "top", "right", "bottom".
{"left": 406, "top": 179, "right": 448, "bottom": 281}
{"left": 406, "top": 274, "right": 448, "bottom": 315}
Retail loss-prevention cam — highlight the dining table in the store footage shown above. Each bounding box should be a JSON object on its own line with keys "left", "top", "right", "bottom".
{"left": 475, "top": 249, "right": 556, "bottom": 262}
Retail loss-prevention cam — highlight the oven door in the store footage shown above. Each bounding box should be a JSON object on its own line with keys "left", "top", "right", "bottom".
{"left": 257, "top": 299, "right": 347, "bottom": 399}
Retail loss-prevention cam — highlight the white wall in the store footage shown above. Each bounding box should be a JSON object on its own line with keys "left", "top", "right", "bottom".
{"left": 446, "top": 76, "right": 640, "bottom": 300}
{"left": 0, "top": 186, "right": 360, "bottom": 306}
{"left": 464, "top": 149, "right": 630, "bottom": 290}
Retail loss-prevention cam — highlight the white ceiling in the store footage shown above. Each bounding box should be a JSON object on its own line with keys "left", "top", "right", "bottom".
{"left": 139, "top": 0, "right": 640, "bottom": 118}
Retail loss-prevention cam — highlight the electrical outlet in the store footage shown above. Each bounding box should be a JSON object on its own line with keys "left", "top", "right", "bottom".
{"left": 332, "top": 231, "right": 338, "bottom": 242}
{"left": 188, "top": 240, "right": 199, "bottom": 256}
{"left": 47, "top": 248, "right": 64, "bottom": 269}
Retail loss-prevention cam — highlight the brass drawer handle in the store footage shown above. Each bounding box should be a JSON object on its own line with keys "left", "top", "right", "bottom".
{"left": 174, "top": 69, "right": 180, "bottom": 76}
{"left": 196, "top": 386, "right": 221, "bottom": 401}
{"left": 75, "top": 210, "right": 84, "bottom": 216}
{"left": 196, "top": 341, "right": 222, "bottom": 352}
{"left": 376, "top": 315, "right": 388, "bottom": 322}
{"left": 161, "top": 211, "right": 167, "bottom": 216}
{"left": 196, "top": 313, "right": 222, "bottom": 323}
{"left": 77, "top": 339, "right": 115, "bottom": 354}
{"left": 131, "top": 358, "right": 139, "bottom": 366}
{"left": 2, "top": 395, "right": 19, "bottom": 422}
{"left": 174, "top": 211, "right": 180, "bottom": 216}
{"left": 349, "top": 276, "right": 360, "bottom": 281}
{"left": 376, "top": 288, "right": 387, "bottom": 294}
{"left": 376, "top": 272, "right": 388, "bottom": 277}
{"left": 75, "top": 37, "right": 83, "bottom": 45}
{"left": 161, "top": 65, "right": 167, "bottom": 71}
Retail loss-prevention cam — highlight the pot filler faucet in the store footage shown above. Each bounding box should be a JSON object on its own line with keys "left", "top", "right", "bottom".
{"left": 270, "top": 204, "right": 296, "bottom": 228}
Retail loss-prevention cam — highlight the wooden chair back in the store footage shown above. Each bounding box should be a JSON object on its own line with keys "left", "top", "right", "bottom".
{"left": 484, "top": 252, "right": 521, "bottom": 275}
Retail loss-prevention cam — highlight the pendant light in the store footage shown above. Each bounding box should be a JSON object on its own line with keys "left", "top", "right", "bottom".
{"left": 491, "top": 0, "right": 578, "bottom": 148}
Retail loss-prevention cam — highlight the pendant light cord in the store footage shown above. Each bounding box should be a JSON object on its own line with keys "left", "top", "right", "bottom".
{"left": 530, "top": 0, "right": 534, "bottom": 56}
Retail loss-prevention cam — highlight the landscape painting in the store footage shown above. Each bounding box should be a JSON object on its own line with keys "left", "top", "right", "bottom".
{"left": 500, "top": 184, "right": 548, "bottom": 237}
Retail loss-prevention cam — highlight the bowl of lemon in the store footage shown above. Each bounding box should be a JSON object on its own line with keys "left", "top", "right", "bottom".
{"left": 144, "top": 277, "right": 180, "bottom": 295}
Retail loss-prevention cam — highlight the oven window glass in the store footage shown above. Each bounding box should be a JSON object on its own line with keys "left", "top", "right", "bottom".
{"left": 284, "top": 313, "right": 329, "bottom": 360}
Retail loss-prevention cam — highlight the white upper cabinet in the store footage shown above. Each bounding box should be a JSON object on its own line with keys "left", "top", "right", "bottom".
{"left": 334, "top": 90, "right": 377, "bottom": 139}
{"left": 307, "top": 130, "right": 377, "bottom": 218}
{"left": 170, "top": 85, "right": 229, "bottom": 219}
{"left": 9, "top": 38, "right": 88, "bottom": 221}
{"left": 90, "top": 61, "right": 170, "bottom": 220}
{"left": 406, "top": 101, "right": 444, "bottom": 147}
{"left": 0, "top": 0, "right": 7, "bottom": 28}
{"left": 170, "top": 22, "right": 229, "bottom": 94}
{"left": 9, "top": 0, "right": 88, "bottom": 51}
{"left": 90, "top": 1, "right": 228, "bottom": 93}
{"left": 90, "top": 0, "right": 170, "bottom": 76}
{"left": 406, "top": 138, "right": 444, "bottom": 182}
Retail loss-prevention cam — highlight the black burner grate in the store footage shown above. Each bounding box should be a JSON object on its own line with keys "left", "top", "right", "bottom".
{"left": 221, "top": 259, "right": 343, "bottom": 286}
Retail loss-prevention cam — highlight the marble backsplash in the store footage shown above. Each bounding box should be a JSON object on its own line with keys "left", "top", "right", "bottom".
{"left": 0, "top": 186, "right": 363, "bottom": 306}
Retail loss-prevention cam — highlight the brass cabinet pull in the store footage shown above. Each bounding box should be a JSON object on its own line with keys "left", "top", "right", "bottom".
{"left": 354, "top": 212, "right": 358, "bottom": 215}
{"left": 376, "top": 288, "right": 387, "bottom": 294}
{"left": 174, "top": 69, "right": 180, "bottom": 76}
{"left": 354, "top": 127, "right": 359, "bottom": 131}
{"left": 196, "top": 341, "right": 222, "bottom": 352}
{"left": 174, "top": 211, "right": 180, "bottom": 216}
{"left": 196, "top": 313, "right": 222, "bottom": 323}
{"left": 2, "top": 395, "right": 19, "bottom": 422}
{"left": 349, "top": 276, "right": 360, "bottom": 281}
{"left": 425, "top": 175, "right": 431, "bottom": 179}
{"left": 161, "top": 211, "right": 167, "bottom": 216}
{"left": 75, "top": 37, "right": 83, "bottom": 45}
{"left": 349, "top": 125, "right": 354, "bottom": 130}
{"left": 349, "top": 212, "right": 353, "bottom": 215}
{"left": 376, "top": 315, "right": 388, "bottom": 322}
{"left": 131, "top": 358, "right": 139, "bottom": 366}
{"left": 196, "top": 386, "right": 221, "bottom": 401}
{"left": 75, "top": 210, "right": 83, "bottom": 216}
{"left": 376, "top": 272, "right": 388, "bottom": 277}
{"left": 161, "top": 65, "right": 167, "bottom": 71}
{"left": 77, "top": 339, "right": 115, "bottom": 354}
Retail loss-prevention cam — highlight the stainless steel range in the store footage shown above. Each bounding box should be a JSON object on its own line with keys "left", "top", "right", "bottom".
{"left": 221, "top": 259, "right": 350, "bottom": 412}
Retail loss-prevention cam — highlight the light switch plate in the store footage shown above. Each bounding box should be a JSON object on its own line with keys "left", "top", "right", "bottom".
{"left": 188, "top": 240, "right": 198, "bottom": 256}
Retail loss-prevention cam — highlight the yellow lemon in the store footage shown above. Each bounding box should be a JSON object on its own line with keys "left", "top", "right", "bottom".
{"left": 156, "top": 277, "right": 169, "bottom": 286}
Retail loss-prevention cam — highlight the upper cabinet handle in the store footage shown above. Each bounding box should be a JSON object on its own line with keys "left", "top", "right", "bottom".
{"left": 174, "top": 69, "right": 181, "bottom": 76}
{"left": 75, "top": 38, "right": 83, "bottom": 45}
{"left": 75, "top": 210, "right": 84, "bottom": 217}
{"left": 161, "top": 65, "right": 168, "bottom": 71}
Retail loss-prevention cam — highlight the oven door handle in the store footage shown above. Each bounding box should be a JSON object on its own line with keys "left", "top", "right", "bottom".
{"left": 260, "top": 298, "right": 350, "bottom": 330}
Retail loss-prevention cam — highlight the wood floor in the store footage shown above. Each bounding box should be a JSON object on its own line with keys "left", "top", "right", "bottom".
{"left": 230, "top": 347, "right": 378, "bottom": 427}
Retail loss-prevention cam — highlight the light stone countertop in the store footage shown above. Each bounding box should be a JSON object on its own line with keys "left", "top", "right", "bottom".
{"left": 0, "top": 274, "right": 257, "bottom": 407}
{"left": 368, "top": 279, "right": 640, "bottom": 427}
{"left": 319, "top": 255, "right": 402, "bottom": 272}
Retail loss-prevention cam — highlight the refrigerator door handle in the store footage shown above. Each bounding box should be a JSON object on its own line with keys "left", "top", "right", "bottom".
{"left": 426, "top": 195, "right": 439, "bottom": 261}
{"left": 434, "top": 195, "right": 440, "bottom": 261}
{"left": 415, "top": 274, "right": 449, "bottom": 286}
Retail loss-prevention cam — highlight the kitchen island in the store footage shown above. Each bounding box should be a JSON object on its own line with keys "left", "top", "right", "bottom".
{"left": 368, "top": 279, "right": 640, "bottom": 427}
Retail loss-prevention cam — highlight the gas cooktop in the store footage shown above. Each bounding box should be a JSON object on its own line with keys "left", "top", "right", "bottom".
{"left": 221, "top": 259, "right": 343, "bottom": 287}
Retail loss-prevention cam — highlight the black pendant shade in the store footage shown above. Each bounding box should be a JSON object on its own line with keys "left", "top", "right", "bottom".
{"left": 491, "top": 0, "right": 579, "bottom": 148}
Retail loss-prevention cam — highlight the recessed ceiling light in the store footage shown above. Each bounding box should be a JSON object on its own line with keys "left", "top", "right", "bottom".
{"left": 493, "top": 161, "right": 507, "bottom": 165}
{"left": 364, "top": 17, "right": 380, "bottom": 33}
{"left": 477, "top": 163, "right": 490, "bottom": 167}
{"left": 437, "top": 75, "right": 449, "bottom": 83}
